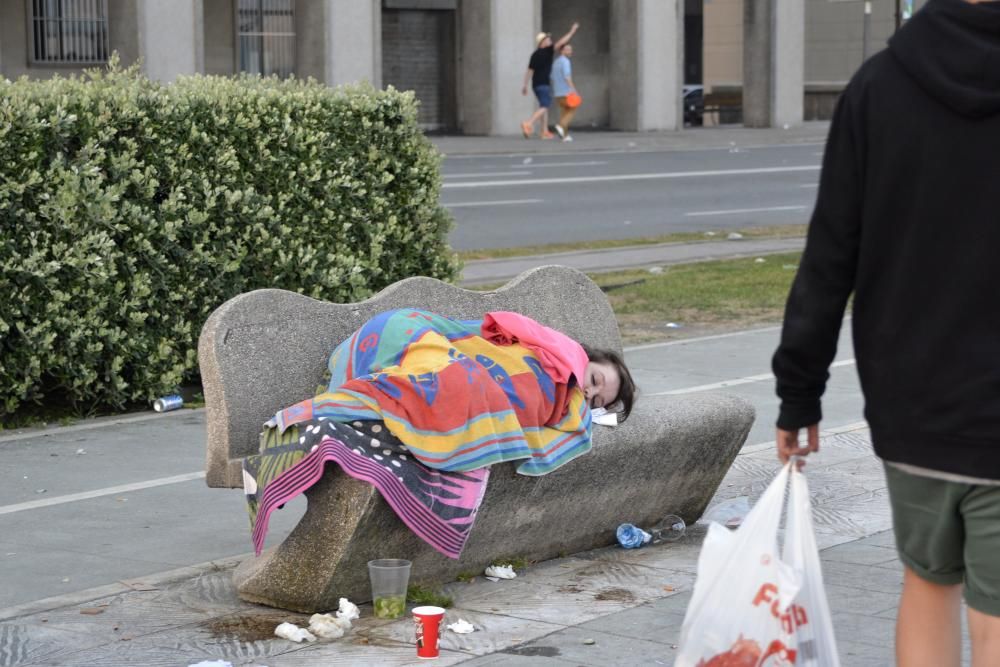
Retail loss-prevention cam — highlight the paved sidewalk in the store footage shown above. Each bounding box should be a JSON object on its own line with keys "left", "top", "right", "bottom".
{"left": 1, "top": 426, "right": 944, "bottom": 666}
{"left": 0, "top": 319, "right": 939, "bottom": 666}
{"left": 431, "top": 123, "right": 830, "bottom": 157}
{"left": 460, "top": 236, "right": 805, "bottom": 286}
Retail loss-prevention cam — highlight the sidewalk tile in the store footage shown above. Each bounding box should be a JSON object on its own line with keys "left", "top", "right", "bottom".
{"left": 504, "top": 626, "right": 677, "bottom": 667}
{"left": 363, "top": 610, "right": 563, "bottom": 656}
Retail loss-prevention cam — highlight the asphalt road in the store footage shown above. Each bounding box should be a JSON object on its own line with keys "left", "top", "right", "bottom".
{"left": 442, "top": 143, "right": 824, "bottom": 250}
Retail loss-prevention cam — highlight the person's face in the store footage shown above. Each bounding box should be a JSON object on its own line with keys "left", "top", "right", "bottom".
{"left": 584, "top": 361, "right": 621, "bottom": 410}
{"left": 562, "top": 45, "right": 573, "bottom": 57}
{"left": 540, "top": 36, "right": 552, "bottom": 48}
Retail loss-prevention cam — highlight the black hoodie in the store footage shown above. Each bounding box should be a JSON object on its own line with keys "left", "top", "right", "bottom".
{"left": 772, "top": 0, "right": 1000, "bottom": 479}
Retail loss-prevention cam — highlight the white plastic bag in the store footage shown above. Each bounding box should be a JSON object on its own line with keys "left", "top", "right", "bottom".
{"left": 675, "top": 463, "right": 839, "bottom": 666}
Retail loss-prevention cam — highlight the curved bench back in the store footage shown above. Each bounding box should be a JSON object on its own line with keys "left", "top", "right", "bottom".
{"left": 199, "top": 265, "right": 622, "bottom": 487}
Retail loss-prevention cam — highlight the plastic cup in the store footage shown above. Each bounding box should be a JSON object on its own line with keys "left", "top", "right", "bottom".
{"left": 412, "top": 605, "right": 446, "bottom": 659}
{"left": 368, "top": 559, "right": 411, "bottom": 619}
{"left": 651, "top": 514, "right": 686, "bottom": 544}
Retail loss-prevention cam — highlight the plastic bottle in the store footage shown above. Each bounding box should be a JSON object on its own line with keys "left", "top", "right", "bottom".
{"left": 616, "top": 514, "right": 686, "bottom": 549}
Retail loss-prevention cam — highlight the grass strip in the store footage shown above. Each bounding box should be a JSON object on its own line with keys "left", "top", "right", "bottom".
{"left": 592, "top": 252, "right": 803, "bottom": 344}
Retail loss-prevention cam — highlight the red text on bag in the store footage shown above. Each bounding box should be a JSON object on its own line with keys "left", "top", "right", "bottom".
{"left": 753, "top": 583, "right": 809, "bottom": 634}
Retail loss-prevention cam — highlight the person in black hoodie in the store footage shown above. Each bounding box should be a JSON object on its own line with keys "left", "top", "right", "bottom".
{"left": 771, "top": 0, "right": 1000, "bottom": 664}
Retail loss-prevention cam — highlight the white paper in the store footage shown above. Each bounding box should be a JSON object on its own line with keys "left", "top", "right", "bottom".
{"left": 336, "top": 597, "right": 360, "bottom": 621}
{"left": 274, "top": 622, "right": 316, "bottom": 643}
{"left": 484, "top": 564, "right": 517, "bottom": 579}
{"left": 447, "top": 619, "right": 476, "bottom": 634}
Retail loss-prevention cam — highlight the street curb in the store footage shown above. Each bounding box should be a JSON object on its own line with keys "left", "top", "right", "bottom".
{"left": 0, "top": 554, "right": 244, "bottom": 622}
{"left": 460, "top": 237, "right": 807, "bottom": 286}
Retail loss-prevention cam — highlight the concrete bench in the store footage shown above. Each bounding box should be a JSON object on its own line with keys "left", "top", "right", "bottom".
{"left": 199, "top": 266, "right": 755, "bottom": 612}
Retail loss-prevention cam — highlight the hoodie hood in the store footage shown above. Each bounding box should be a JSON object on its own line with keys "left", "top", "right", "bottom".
{"left": 889, "top": 0, "right": 1000, "bottom": 118}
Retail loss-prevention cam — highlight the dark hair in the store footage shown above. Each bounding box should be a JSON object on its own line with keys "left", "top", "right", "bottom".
{"left": 559, "top": 42, "right": 572, "bottom": 53}
{"left": 582, "top": 345, "right": 637, "bottom": 423}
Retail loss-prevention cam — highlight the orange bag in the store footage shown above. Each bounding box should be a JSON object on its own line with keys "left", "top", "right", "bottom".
{"left": 565, "top": 91, "right": 582, "bottom": 108}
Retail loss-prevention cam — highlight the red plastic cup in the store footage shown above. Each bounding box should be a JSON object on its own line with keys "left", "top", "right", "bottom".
{"left": 412, "top": 605, "right": 446, "bottom": 659}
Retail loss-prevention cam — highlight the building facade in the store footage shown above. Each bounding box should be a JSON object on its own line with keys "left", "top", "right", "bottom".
{"left": 0, "top": 0, "right": 934, "bottom": 133}
{"left": 1, "top": 0, "right": 684, "bottom": 135}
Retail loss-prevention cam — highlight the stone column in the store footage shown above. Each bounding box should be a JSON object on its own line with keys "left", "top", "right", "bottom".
{"left": 458, "top": 0, "right": 537, "bottom": 136}
{"left": 324, "top": 0, "right": 380, "bottom": 88}
{"left": 743, "top": 0, "right": 803, "bottom": 128}
{"left": 137, "top": 0, "right": 204, "bottom": 82}
{"left": 610, "top": 0, "right": 684, "bottom": 131}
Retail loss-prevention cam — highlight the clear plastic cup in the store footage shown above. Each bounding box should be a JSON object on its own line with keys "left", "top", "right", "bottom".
{"left": 368, "top": 559, "right": 412, "bottom": 619}
{"left": 650, "top": 514, "right": 686, "bottom": 544}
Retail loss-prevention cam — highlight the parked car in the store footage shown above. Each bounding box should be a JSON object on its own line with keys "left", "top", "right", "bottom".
{"left": 683, "top": 85, "right": 704, "bottom": 126}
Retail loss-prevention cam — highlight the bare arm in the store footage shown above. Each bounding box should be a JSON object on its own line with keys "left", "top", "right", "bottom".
{"left": 554, "top": 22, "right": 579, "bottom": 51}
{"left": 522, "top": 68, "right": 533, "bottom": 95}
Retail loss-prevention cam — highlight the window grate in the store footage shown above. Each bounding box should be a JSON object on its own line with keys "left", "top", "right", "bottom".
{"left": 237, "top": 0, "right": 296, "bottom": 77}
{"left": 31, "top": 0, "right": 110, "bottom": 65}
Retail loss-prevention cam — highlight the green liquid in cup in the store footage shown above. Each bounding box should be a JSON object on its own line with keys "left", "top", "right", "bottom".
{"left": 374, "top": 595, "right": 407, "bottom": 619}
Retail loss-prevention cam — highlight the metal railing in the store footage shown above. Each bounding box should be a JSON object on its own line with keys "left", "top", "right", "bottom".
{"left": 31, "top": 0, "right": 109, "bottom": 65}
{"left": 237, "top": 0, "right": 296, "bottom": 77}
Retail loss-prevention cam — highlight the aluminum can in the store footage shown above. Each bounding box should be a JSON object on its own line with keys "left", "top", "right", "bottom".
{"left": 153, "top": 395, "right": 184, "bottom": 413}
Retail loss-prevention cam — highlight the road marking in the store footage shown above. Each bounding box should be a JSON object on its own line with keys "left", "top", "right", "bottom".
{"left": 512, "top": 160, "right": 608, "bottom": 168}
{"left": 441, "top": 165, "right": 821, "bottom": 189}
{"left": 441, "top": 142, "right": 827, "bottom": 160}
{"left": 624, "top": 325, "right": 787, "bottom": 352}
{"left": 444, "top": 198, "right": 543, "bottom": 209}
{"left": 650, "top": 359, "right": 856, "bottom": 396}
{"left": 0, "top": 410, "right": 199, "bottom": 444}
{"left": 443, "top": 170, "right": 532, "bottom": 179}
{"left": 684, "top": 205, "right": 808, "bottom": 217}
{"left": 0, "top": 472, "right": 206, "bottom": 516}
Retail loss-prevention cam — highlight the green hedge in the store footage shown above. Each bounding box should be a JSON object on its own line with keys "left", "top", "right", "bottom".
{"left": 0, "top": 63, "right": 459, "bottom": 420}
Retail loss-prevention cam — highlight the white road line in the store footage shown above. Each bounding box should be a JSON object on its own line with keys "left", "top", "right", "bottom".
{"left": 441, "top": 142, "right": 827, "bottom": 160}
{"left": 624, "top": 325, "right": 787, "bottom": 352}
{"left": 444, "top": 198, "right": 543, "bottom": 209}
{"left": 513, "top": 160, "right": 608, "bottom": 168}
{"left": 623, "top": 316, "right": 852, "bottom": 353}
{"left": 651, "top": 359, "right": 856, "bottom": 396}
{"left": 0, "top": 472, "right": 206, "bottom": 516}
{"left": 441, "top": 165, "right": 821, "bottom": 189}
{"left": 443, "top": 170, "right": 532, "bottom": 179}
{"left": 685, "top": 205, "right": 808, "bottom": 217}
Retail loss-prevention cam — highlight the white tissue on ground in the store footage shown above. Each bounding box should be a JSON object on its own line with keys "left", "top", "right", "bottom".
{"left": 447, "top": 619, "right": 476, "bottom": 634}
{"left": 336, "top": 597, "right": 361, "bottom": 621}
{"left": 274, "top": 622, "right": 316, "bottom": 643}
{"left": 308, "top": 613, "right": 349, "bottom": 639}
{"left": 484, "top": 564, "right": 517, "bottom": 579}
{"left": 590, "top": 407, "right": 619, "bottom": 427}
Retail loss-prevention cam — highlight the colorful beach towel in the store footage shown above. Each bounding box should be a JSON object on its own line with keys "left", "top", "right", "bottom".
{"left": 243, "top": 418, "right": 488, "bottom": 558}
{"left": 268, "top": 308, "right": 593, "bottom": 476}
{"left": 246, "top": 308, "right": 593, "bottom": 558}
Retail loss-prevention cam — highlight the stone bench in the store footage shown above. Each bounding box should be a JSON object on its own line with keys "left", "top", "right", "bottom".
{"left": 199, "top": 266, "right": 755, "bottom": 613}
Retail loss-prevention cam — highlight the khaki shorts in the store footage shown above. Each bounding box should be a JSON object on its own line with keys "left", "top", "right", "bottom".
{"left": 885, "top": 463, "right": 1000, "bottom": 616}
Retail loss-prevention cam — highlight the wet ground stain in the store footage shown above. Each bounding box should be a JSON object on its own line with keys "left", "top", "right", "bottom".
{"left": 594, "top": 587, "right": 636, "bottom": 602}
{"left": 205, "top": 612, "right": 310, "bottom": 642}
{"left": 504, "top": 645, "right": 562, "bottom": 657}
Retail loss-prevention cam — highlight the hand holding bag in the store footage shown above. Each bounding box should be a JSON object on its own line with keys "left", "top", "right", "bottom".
{"left": 566, "top": 91, "right": 582, "bottom": 108}
{"left": 675, "top": 463, "right": 840, "bottom": 666}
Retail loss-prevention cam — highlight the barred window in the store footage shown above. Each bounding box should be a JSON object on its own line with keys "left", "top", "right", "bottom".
{"left": 237, "top": 0, "right": 296, "bottom": 77}
{"left": 31, "top": 0, "right": 110, "bottom": 65}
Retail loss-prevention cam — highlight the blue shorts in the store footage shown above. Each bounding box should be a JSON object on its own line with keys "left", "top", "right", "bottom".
{"left": 533, "top": 85, "right": 552, "bottom": 108}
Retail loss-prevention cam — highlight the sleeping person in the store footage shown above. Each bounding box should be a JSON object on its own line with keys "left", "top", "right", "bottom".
{"left": 244, "top": 308, "right": 636, "bottom": 558}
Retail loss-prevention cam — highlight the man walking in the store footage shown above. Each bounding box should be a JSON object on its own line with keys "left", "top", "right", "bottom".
{"left": 520, "top": 22, "right": 578, "bottom": 139}
{"left": 550, "top": 43, "right": 579, "bottom": 142}
{"left": 772, "top": 1, "right": 1000, "bottom": 665}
